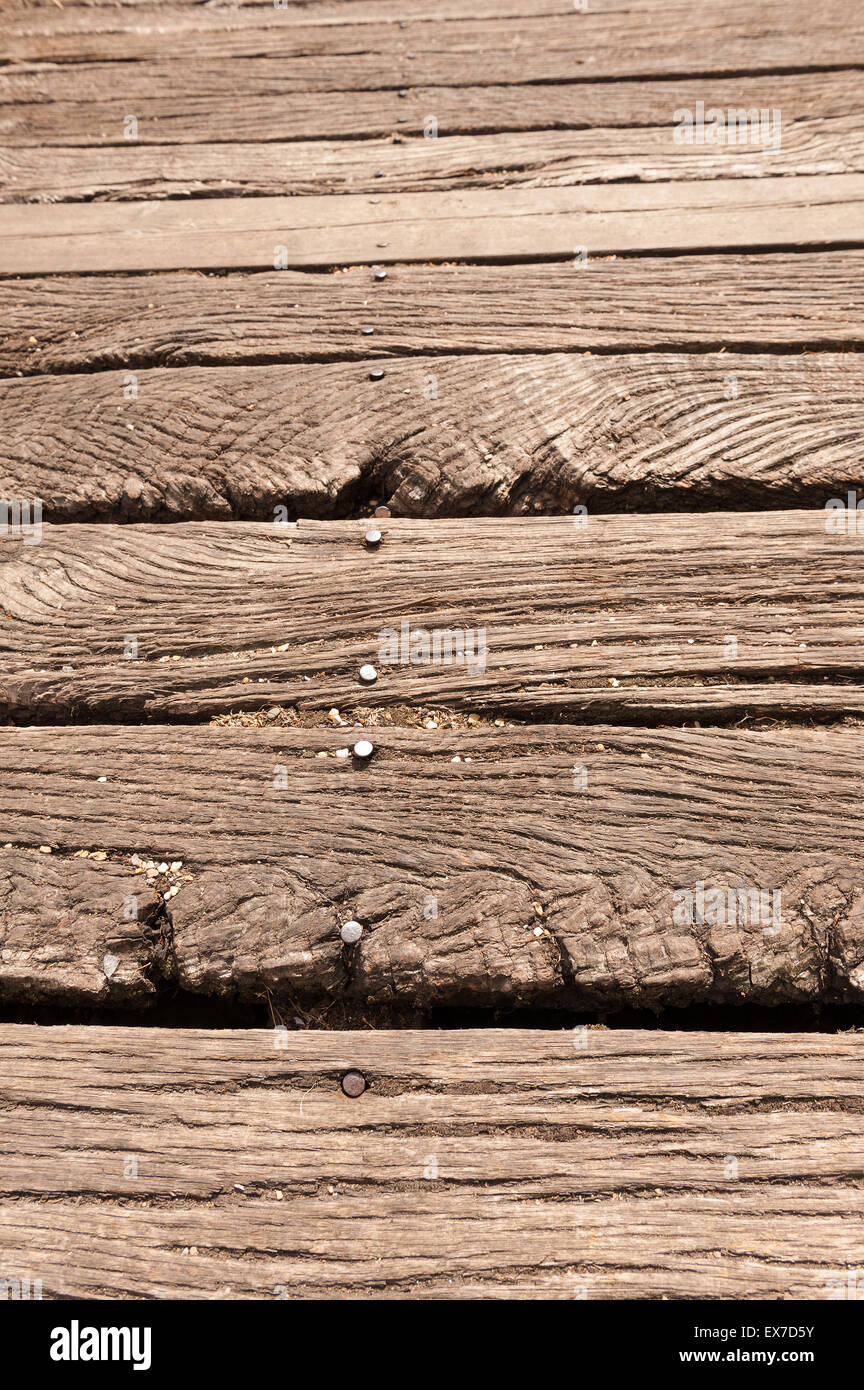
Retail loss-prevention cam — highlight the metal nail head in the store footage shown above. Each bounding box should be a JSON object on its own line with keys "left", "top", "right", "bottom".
{"left": 340, "top": 920, "right": 363, "bottom": 945}
{"left": 364, "top": 528, "right": 382, "bottom": 549}
{"left": 359, "top": 664, "right": 378, "bottom": 685}
{"left": 353, "top": 740, "right": 374, "bottom": 760}
{"left": 341, "top": 1071, "right": 366, "bottom": 1098}
{"left": 369, "top": 368, "right": 385, "bottom": 381}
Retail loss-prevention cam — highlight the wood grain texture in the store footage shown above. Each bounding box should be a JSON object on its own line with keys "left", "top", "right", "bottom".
{"left": 8, "top": 62, "right": 864, "bottom": 150}
{"left": 2, "top": 1025, "right": 864, "bottom": 1298}
{"left": 1, "top": 723, "right": 864, "bottom": 1007}
{"left": 1, "top": 513, "right": 863, "bottom": 722}
{"left": 4, "top": 1, "right": 860, "bottom": 77}
{"left": 3, "top": 71, "right": 859, "bottom": 148}
{"left": 0, "top": 849, "right": 162, "bottom": 1005}
{"left": 3, "top": 177, "right": 864, "bottom": 273}
{"left": 4, "top": 255, "right": 864, "bottom": 375}
{"left": 7, "top": 118, "right": 864, "bottom": 202}
{"left": 2, "top": 353, "right": 862, "bottom": 521}
{"left": 1, "top": 0, "right": 577, "bottom": 24}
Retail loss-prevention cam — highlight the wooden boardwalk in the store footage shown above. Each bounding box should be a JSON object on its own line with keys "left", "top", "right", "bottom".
{"left": 1, "top": 0, "right": 864, "bottom": 1301}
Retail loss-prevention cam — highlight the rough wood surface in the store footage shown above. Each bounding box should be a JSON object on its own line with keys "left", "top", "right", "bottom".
{"left": 7, "top": 118, "right": 864, "bottom": 202}
{"left": 0, "top": 849, "right": 161, "bottom": 1006}
{"left": 4, "top": 177, "right": 864, "bottom": 273}
{"left": 3, "top": 71, "right": 859, "bottom": 149}
{"left": 4, "top": 1, "right": 860, "bottom": 76}
{"left": 1, "top": 513, "right": 863, "bottom": 721}
{"left": 2, "top": 353, "right": 862, "bottom": 521}
{"left": 1, "top": 724, "right": 864, "bottom": 1007}
{"left": 4, "top": 255, "right": 863, "bottom": 375}
{"left": 2, "top": 1025, "right": 864, "bottom": 1298}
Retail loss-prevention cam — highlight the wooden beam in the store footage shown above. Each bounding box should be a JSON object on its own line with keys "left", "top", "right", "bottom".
{"left": 1, "top": 513, "right": 864, "bottom": 721}
{"left": 3, "top": 177, "right": 864, "bottom": 274}
{"left": 7, "top": 119, "right": 864, "bottom": 202}
{"left": 1, "top": 723, "right": 863, "bottom": 1007}
{"left": 2, "top": 1025, "right": 864, "bottom": 1298}
{"left": 4, "top": 1, "right": 860, "bottom": 77}
{"left": 3, "top": 71, "right": 859, "bottom": 149}
{"left": 2, "top": 353, "right": 862, "bottom": 521}
{"left": 3, "top": 255, "right": 863, "bottom": 375}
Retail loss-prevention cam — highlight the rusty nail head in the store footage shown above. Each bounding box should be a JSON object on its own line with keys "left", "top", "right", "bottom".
{"left": 342, "top": 1070, "right": 366, "bottom": 1098}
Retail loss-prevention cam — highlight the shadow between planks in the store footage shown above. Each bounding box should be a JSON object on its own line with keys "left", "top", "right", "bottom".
{"left": 2, "top": 1025, "right": 864, "bottom": 1299}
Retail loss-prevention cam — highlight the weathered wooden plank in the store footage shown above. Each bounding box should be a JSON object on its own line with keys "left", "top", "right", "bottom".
{"left": 7, "top": 118, "right": 864, "bottom": 202}
{"left": 0, "top": 849, "right": 162, "bottom": 1005}
{"left": 4, "top": 2, "right": 860, "bottom": 76}
{"left": 2, "top": 353, "right": 861, "bottom": 521}
{"left": 1, "top": 724, "right": 864, "bottom": 1007}
{"left": 5, "top": 1191, "right": 864, "bottom": 1299}
{"left": 3, "top": 71, "right": 858, "bottom": 148}
{"left": 2, "top": 1026, "right": 864, "bottom": 1298}
{"left": 1, "top": 0, "right": 577, "bottom": 25}
{"left": 1, "top": 513, "right": 863, "bottom": 722}
{"left": 4, "top": 255, "right": 864, "bottom": 375}
{"left": 3, "top": 178, "right": 864, "bottom": 273}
